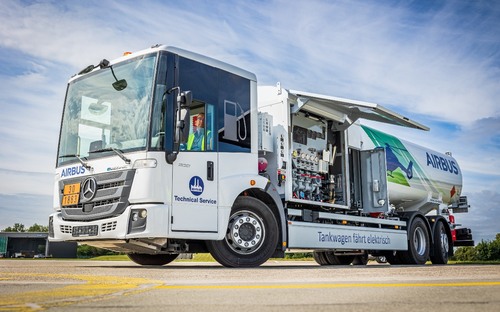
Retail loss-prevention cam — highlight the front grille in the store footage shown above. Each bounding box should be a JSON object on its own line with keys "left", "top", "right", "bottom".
{"left": 100, "top": 181, "right": 125, "bottom": 189}
{"left": 60, "top": 222, "right": 117, "bottom": 234}
{"left": 65, "top": 198, "right": 120, "bottom": 210}
{"left": 60, "top": 225, "right": 72, "bottom": 234}
{"left": 60, "top": 169, "right": 135, "bottom": 221}
{"left": 101, "top": 221, "right": 117, "bottom": 232}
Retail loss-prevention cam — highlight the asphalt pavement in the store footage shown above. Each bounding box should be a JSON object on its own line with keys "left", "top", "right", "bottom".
{"left": 0, "top": 259, "right": 499, "bottom": 311}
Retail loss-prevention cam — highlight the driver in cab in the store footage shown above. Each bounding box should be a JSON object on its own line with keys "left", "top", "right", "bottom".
{"left": 187, "top": 113, "right": 207, "bottom": 151}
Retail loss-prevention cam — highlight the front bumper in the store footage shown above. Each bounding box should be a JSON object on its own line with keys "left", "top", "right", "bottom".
{"left": 49, "top": 204, "right": 169, "bottom": 242}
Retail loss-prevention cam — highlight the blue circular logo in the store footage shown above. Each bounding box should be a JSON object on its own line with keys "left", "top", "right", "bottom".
{"left": 189, "top": 176, "right": 204, "bottom": 196}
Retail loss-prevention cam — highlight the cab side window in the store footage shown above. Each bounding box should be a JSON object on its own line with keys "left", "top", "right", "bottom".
{"left": 185, "top": 103, "right": 214, "bottom": 151}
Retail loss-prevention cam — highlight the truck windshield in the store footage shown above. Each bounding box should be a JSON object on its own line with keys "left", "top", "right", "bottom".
{"left": 57, "top": 53, "right": 157, "bottom": 167}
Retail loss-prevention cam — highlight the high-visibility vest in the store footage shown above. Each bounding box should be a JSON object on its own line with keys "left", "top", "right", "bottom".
{"left": 187, "top": 132, "right": 205, "bottom": 151}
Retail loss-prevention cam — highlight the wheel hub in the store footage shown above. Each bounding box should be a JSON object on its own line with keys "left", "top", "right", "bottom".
{"left": 414, "top": 227, "right": 427, "bottom": 256}
{"left": 238, "top": 223, "right": 256, "bottom": 241}
{"left": 227, "top": 211, "right": 264, "bottom": 254}
{"left": 440, "top": 227, "right": 449, "bottom": 254}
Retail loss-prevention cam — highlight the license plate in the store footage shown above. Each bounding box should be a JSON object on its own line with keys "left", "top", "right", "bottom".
{"left": 62, "top": 194, "right": 79, "bottom": 206}
{"left": 72, "top": 225, "right": 99, "bottom": 237}
{"left": 63, "top": 183, "right": 81, "bottom": 195}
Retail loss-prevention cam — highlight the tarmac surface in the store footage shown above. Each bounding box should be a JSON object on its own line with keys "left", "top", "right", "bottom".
{"left": 0, "top": 259, "right": 499, "bottom": 311}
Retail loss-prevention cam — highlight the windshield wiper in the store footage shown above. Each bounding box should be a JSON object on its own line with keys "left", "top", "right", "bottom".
{"left": 89, "top": 147, "right": 131, "bottom": 164}
{"left": 59, "top": 154, "right": 92, "bottom": 170}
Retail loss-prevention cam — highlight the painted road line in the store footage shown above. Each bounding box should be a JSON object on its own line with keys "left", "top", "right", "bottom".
{"left": 156, "top": 281, "right": 500, "bottom": 290}
{"left": 0, "top": 273, "right": 162, "bottom": 311}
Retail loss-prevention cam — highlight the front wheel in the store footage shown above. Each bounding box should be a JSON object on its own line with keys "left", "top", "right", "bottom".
{"left": 207, "top": 197, "right": 278, "bottom": 267}
{"left": 127, "top": 253, "right": 178, "bottom": 266}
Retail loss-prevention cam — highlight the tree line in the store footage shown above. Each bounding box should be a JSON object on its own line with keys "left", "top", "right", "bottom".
{"left": 1, "top": 223, "right": 116, "bottom": 258}
{"left": 1, "top": 223, "right": 48, "bottom": 232}
{"left": 453, "top": 233, "right": 500, "bottom": 261}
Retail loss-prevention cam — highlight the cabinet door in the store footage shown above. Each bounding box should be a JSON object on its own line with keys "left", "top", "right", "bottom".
{"left": 360, "top": 148, "right": 389, "bottom": 213}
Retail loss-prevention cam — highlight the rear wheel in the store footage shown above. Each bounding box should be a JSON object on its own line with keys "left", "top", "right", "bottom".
{"left": 313, "top": 251, "right": 354, "bottom": 265}
{"left": 399, "top": 217, "right": 430, "bottom": 264}
{"left": 385, "top": 251, "right": 401, "bottom": 265}
{"left": 127, "top": 253, "right": 178, "bottom": 266}
{"left": 375, "top": 256, "right": 387, "bottom": 264}
{"left": 430, "top": 221, "right": 449, "bottom": 264}
{"left": 207, "top": 197, "right": 278, "bottom": 267}
{"left": 352, "top": 252, "right": 368, "bottom": 265}
{"left": 313, "top": 251, "right": 330, "bottom": 265}
{"left": 323, "top": 252, "right": 355, "bottom": 265}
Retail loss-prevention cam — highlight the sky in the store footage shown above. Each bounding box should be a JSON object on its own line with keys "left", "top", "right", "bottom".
{"left": 0, "top": 0, "right": 499, "bottom": 243}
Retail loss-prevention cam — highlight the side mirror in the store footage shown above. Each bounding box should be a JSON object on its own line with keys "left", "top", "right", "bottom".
{"left": 178, "top": 106, "right": 190, "bottom": 143}
{"left": 174, "top": 91, "right": 191, "bottom": 144}
{"left": 167, "top": 89, "right": 192, "bottom": 164}
{"left": 178, "top": 91, "right": 191, "bottom": 144}
{"left": 179, "top": 91, "right": 192, "bottom": 107}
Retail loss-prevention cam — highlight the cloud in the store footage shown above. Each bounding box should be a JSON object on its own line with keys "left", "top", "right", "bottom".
{"left": 454, "top": 118, "right": 500, "bottom": 192}
{"left": 0, "top": 56, "right": 64, "bottom": 173}
{"left": 456, "top": 190, "right": 500, "bottom": 243}
{"left": 0, "top": 193, "right": 52, "bottom": 230}
{"left": 0, "top": 169, "right": 54, "bottom": 196}
{"left": 1, "top": 1, "right": 498, "bottom": 128}
{"left": 0, "top": 1, "right": 128, "bottom": 67}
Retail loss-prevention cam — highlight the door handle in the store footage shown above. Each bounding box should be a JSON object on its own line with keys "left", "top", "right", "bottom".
{"left": 207, "top": 161, "right": 214, "bottom": 181}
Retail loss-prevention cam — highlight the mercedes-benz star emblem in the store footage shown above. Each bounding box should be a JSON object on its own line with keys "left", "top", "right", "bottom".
{"left": 81, "top": 177, "right": 97, "bottom": 201}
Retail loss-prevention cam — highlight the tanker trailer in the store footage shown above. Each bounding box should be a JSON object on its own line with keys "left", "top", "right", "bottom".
{"left": 361, "top": 124, "right": 473, "bottom": 256}
{"left": 360, "top": 125, "right": 463, "bottom": 215}
{"left": 362, "top": 125, "right": 472, "bottom": 247}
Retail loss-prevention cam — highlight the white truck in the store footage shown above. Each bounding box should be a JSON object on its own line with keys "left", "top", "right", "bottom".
{"left": 49, "top": 45, "right": 473, "bottom": 267}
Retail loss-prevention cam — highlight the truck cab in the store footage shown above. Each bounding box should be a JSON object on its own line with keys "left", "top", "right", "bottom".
{"left": 50, "top": 46, "right": 268, "bottom": 265}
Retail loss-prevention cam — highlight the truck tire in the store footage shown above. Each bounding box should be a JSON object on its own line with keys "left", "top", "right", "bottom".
{"left": 385, "top": 251, "right": 402, "bottom": 265}
{"left": 323, "top": 252, "right": 355, "bottom": 265}
{"left": 127, "top": 253, "right": 178, "bottom": 266}
{"left": 206, "top": 197, "right": 278, "bottom": 267}
{"left": 399, "top": 217, "right": 430, "bottom": 265}
{"left": 430, "top": 221, "right": 449, "bottom": 264}
{"left": 313, "top": 251, "right": 330, "bottom": 265}
{"left": 352, "top": 252, "right": 368, "bottom": 265}
{"left": 385, "top": 251, "right": 404, "bottom": 265}
{"left": 375, "top": 256, "right": 387, "bottom": 264}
